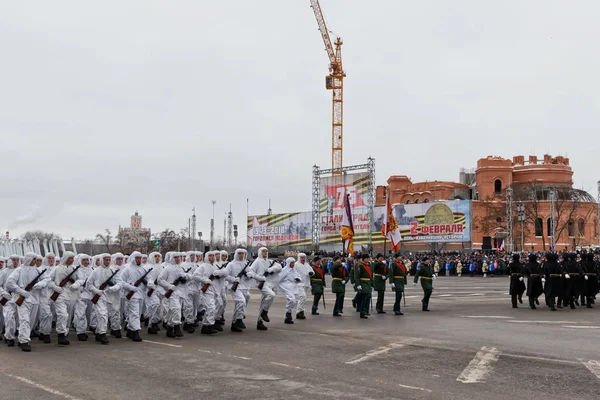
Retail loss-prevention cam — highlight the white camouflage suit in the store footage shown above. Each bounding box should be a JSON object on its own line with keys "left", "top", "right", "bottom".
{"left": 247, "top": 247, "right": 282, "bottom": 325}
{"left": 225, "top": 249, "right": 251, "bottom": 323}
{"left": 48, "top": 252, "right": 80, "bottom": 337}
{"left": 86, "top": 253, "right": 119, "bottom": 336}
{"left": 294, "top": 253, "right": 312, "bottom": 316}
{"left": 0, "top": 256, "right": 18, "bottom": 343}
{"left": 72, "top": 254, "right": 94, "bottom": 336}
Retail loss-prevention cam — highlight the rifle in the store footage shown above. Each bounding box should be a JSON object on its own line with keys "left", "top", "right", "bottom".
{"left": 50, "top": 265, "right": 81, "bottom": 301}
{"left": 231, "top": 260, "right": 252, "bottom": 292}
{"left": 16, "top": 269, "right": 47, "bottom": 306}
{"left": 91, "top": 269, "right": 119, "bottom": 304}
{"left": 257, "top": 260, "right": 277, "bottom": 290}
{"left": 0, "top": 296, "right": 8, "bottom": 306}
{"left": 164, "top": 275, "right": 188, "bottom": 298}
{"left": 146, "top": 279, "right": 158, "bottom": 297}
{"left": 125, "top": 268, "right": 153, "bottom": 300}
{"left": 201, "top": 275, "right": 217, "bottom": 293}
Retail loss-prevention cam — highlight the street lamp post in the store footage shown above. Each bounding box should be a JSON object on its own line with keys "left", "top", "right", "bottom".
{"left": 517, "top": 203, "right": 525, "bottom": 252}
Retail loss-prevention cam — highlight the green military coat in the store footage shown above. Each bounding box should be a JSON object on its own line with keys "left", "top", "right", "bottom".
{"left": 389, "top": 262, "right": 407, "bottom": 292}
{"left": 372, "top": 260, "right": 387, "bottom": 291}
{"left": 310, "top": 265, "right": 326, "bottom": 295}
{"left": 355, "top": 262, "right": 373, "bottom": 293}
{"left": 414, "top": 264, "right": 434, "bottom": 290}
{"left": 331, "top": 262, "right": 348, "bottom": 293}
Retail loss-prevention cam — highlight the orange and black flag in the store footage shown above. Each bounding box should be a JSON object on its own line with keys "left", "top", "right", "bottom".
{"left": 341, "top": 193, "right": 354, "bottom": 255}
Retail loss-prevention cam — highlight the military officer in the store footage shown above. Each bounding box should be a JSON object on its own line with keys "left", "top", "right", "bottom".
{"left": 310, "top": 257, "right": 326, "bottom": 315}
{"left": 331, "top": 255, "right": 348, "bottom": 317}
{"left": 413, "top": 256, "right": 435, "bottom": 312}
{"left": 372, "top": 254, "right": 387, "bottom": 314}
{"left": 355, "top": 254, "right": 373, "bottom": 319}
{"left": 389, "top": 252, "right": 407, "bottom": 315}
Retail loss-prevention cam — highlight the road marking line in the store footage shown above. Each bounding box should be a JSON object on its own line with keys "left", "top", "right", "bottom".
{"left": 456, "top": 347, "right": 501, "bottom": 383}
{"left": 509, "top": 320, "right": 577, "bottom": 324}
{"left": 461, "top": 316, "right": 511, "bottom": 319}
{"left": 398, "top": 383, "right": 432, "bottom": 393}
{"left": 438, "top": 294, "right": 453, "bottom": 297}
{"left": 582, "top": 360, "right": 600, "bottom": 379}
{"left": 232, "top": 355, "right": 253, "bottom": 360}
{"left": 5, "top": 374, "right": 83, "bottom": 400}
{"left": 502, "top": 353, "right": 579, "bottom": 365}
{"left": 563, "top": 325, "right": 600, "bottom": 329}
{"left": 143, "top": 340, "right": 182, "bottom": 348}
{"left": 345, "top": 343, "right": 404, "bottom": 365}
{"left": 269, "top": 362, "right": 313, "bottom": 371}
{"left": 469, "top": 293, "right": 484, "bottom": 296}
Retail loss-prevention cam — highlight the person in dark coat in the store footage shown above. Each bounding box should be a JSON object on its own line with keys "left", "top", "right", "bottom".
{"left": 508, "top": 254, "right": 525, "bottom": 308}
{"left": 581, "top": 253, "right": 599, "bottom": 308}
{"left": 543, "top": 253, "right": 566, "bottom": 311}
{"left": 562, "top": 253, "right": 583, "bottom": 309}
{"left": 523, "top": 254, "right": 543, "bottom": 309}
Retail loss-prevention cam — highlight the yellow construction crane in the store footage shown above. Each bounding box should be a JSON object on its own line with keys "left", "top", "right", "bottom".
{"left": 310, "top": 0, "right": 346, "bottom": 176}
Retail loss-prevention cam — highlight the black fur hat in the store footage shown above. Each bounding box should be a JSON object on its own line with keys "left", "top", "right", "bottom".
{"left": 528, "top": 254, "right": 537, "bottom": 262}
{"left": 546, "top": 253, "right": 558, "bottom": 262}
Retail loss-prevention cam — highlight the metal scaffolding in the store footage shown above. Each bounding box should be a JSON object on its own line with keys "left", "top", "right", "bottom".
{"left": 311, "top": 158, "right": 376, "bottom": 251}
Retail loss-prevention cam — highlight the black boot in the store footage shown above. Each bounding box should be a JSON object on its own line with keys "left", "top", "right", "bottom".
{"left": 131, "top": 330, "right": 143, "bottom": 342}
{"left": 213, "top": 322, "right": 223, "bottom": 332}
{"left": 20, "top": 342, "right": 31, "bottom": 352}
{"left": 284, "top": 313, "right": 294, "bottom": 324}
{"left": 209, "top": 325, "right": 219, "bottom": 334}
{"left": 126, "top": 329, "right": 134, "bottom": 340}
{"left": 77, "top": 333, "right": 88, "bottom": 341}
{"left": 231, "top": 323, "right": 243, "bottom": 332}
{"left": 111, "top": 329, "right": 122, "bottom": 339}
{"left": 6, "top": 339, "right": 15, "bottom": 347}
{"left": 150, "top": 322, "right": 161, "bottom": 332}
{"left": 174, "top": 324, "right": 184, "bottom": 338}
{"left": 236, "top": 319, "right": 247, "bottom": 329}
{"left": 311, "top": 307, "right": 319, "bottom": 315}
{"left": 360, "top": 314, "right": 368, "bottom": 319}
{"left": 57, "top": 333, "right": 70, "bottom": 345}
{"left": 394, "top": 311, "right": 404, "bottom": 315}
{"left": 260, "top": 310, "right": 270, "bottom": 322}
{"left": 98, "top": 333, "right": 110, "bottom": 345}
{"left": 186, "top": 324, "right": 195, "bottom": 334}
{"left": 257, "top": 321, "right": 268, "bottom": 331}
{"left": 166, "top": 326, "right": 176, "bottom": 338}
{"left": 219, "top": 317, "right": 226, "bottom": 325}
{"left": 296, "top": 311, "right": 306, "bottom": 320}
{"left": 38, "top": 332, "right": 44, "bottom": 341}
{"left": 43, "top": 334, "right": 51, "bottom": 344}
{"left": 148, "top": 324, "right": 159, "bottom": 335}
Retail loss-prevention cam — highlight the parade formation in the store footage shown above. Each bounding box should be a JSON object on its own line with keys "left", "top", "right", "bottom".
{"left": 1, "top": 246, "right": 598, "bottom": 353}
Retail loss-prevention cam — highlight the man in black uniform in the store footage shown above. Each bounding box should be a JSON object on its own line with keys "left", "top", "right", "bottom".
{"left": 543, "top": 253, "right": 567, "bottom": 311}
{"left": 581, "top": 253, "right": 599, "bottom": 308}
{"left": 523, "top": 254, "right": 543, "bottom": 309}
{"left": 508, "top": 254, "right": 525, "bottom": 308}
{"left": 562, "top": 253, "right": 583, "bottom": 309}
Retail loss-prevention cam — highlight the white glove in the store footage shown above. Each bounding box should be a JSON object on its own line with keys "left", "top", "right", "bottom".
{"left": 168, "top": 285, "right": 177, "bottom": 291}
{"left": 413, "top": 282, "right": 417, "bottom": 286}
{"left": 382, "top": 276, "right": 387, "bottom": 281}
{"left": 585, "top": 275, "right": 589, "bottom": 281}
{"left": 542, "top": 278, "right": 546, "bottom": 283}
{"left": 356, "top": 285, "right": 362, "bottom": 291}
{"left": 33, "top": 282, "right": 45, "bottom": 290}
{"left": 432, "top": 274, "right": 437, "bottom": 280}
{"left": 2, "top": 292, "right": 12, "bottom": 300}
{"left": 565, "top": 274, "right": 570, "bottom": 280}
{"left": 18, "top": 290, "right": 30, "bottom": 298}
{"left": 106, "top": 286, "right": 118, "bottom": 293}
{"left": 391, "top": 283, "right": 396, "bottom": 289}
{"left": 70, "top": 282, "right": 81, "bottom": 290}
{"left": 308, "top": 271, "right": 315, "bottom": 276}
{"left": 125, "top": 284, "right": 136, "bottom": 292}
{"left": 341, "top": 280, "right": 346, "bottom": 285}
{"left": 54, "top": 286, "right": 64, "bottom": 294}
{"left": 258, "top": 276, "right": 267, "bottom": 282}
{"left": 234, "top": 277, "right": 240, "bottom": 283}
{"left": 147, "top": 282, "right": 156, "bottom": 289}
{"left": 519, "top": 277, "right": 524, "bottom": 282}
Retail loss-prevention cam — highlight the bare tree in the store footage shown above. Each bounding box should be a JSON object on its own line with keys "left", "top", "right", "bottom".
{"left": 20, "top": 230, "right": 61, "bottom": 242}
{"left": 513, "top": 180, "right": 546, "bottom": 251}
{"left": 95, "top": 229, "right": 113, "bottom": 252}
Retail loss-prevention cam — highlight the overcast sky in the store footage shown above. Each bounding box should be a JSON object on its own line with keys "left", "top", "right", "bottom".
{"left": 1, "top": 1, "right": 599, "bottom": 241}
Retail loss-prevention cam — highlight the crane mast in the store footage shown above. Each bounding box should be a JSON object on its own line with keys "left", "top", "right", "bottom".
{"left": 310, "top": 0, "right": 346, "bottom": 176}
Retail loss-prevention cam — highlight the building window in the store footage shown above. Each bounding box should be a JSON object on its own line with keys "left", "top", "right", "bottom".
{"left": 406, "top": 200, "right": 411, "bottom": 204}
{"left": 568, "top": 219, "right": 575, "bottom": 237}
{"left": 578, "top": 219, "right": 585, "bottom": 237}
{"left": 414, "top": 199, "right": 420, "bottom": 204}
{"left": 494, "top": 179, "right": 502, "bottom": 194}
{"left": 547, "top": 218, "right": 554, "bottom": 237}
{"left": 423, "top": 199, "right": 429, "bottom": 203}
{"left": 535, "top": 218, "right": 543, "bottom": 237}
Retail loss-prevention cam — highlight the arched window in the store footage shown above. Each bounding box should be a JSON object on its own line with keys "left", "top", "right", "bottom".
{"left": 578, "top": 219, "right": 585, "bottom": 237}
{"left": 547, "top": 218, "right": 554, "bottom": 237}
{"left": 568, "top": 219, "right": 575, "bottom": 237}
{"left": 535, "top": 218, "right": 543, "bottom": 237}
{"left": 414, "top": 199, "right": 420, "bottom": 204}
{"left": 406, "top": 200, "right": 411, "bottom": 204}
{"left": 423, "top": 199, "right": 429, "bottom": 203}
{"left": 494, "top": 179, "right": 502, "bottom": 194}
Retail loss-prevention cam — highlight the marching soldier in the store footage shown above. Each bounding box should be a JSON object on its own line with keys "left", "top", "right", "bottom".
{"left": 389, "top": 253, "right": 407, "bottom": 315}
{"left": 331, "top": 255, "right": 348, "bottom": 316}
{"left": 581, "top": 253, "right": 599, "bottom": 308}
{"left": 355, "top": 254, "right": 373, "bottom": 319}
{"left": 413, "top": 256, "right": 435, "bottom": 312}
{"left": 523, "top": 254, "right": 543, "bottom": 309}
{"left": 563, "top": 253, "right": 583, "bottom": 309}
{"left": 542, "top": 253, "right": 566, "bottom": 311}
{"left": 508, "top": 254, "right": 525, "bottom": 308}
{"left": 372, "top": 254, "right": 387, "bottom": 314}
{"left": 310, "top": 257, "right": 326, "bottom": 315}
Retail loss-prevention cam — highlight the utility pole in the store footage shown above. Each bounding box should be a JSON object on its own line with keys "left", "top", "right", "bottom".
{"left": 549, "top": 188, "right": 557, "bottom": 251}
{"left": 227, "top": 204, "right": 233, "bottom": 248}
{"left": 267, "top": 199, "right": 272, "bottom": 215}
{"left": 223, "top": 214, "right": 226, "bottom": 248}
{"left": 506, "top": 187, "right": 513, "bottom": 253}
{"left": 191, "top": 207, "right": 197, "bottom": 251}
{"left": 517, "top": 203, "right": 525, "bottom": 251}
{"left": 210, "top": 200, "right": 216, "bottom": 250}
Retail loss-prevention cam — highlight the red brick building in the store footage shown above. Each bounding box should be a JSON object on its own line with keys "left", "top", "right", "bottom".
{"left": 377, "top": 154, "right": 598, "bottom": 251}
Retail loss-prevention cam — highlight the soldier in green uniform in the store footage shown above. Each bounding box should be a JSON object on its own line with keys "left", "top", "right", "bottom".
{"left": 373, "top": 254, "right": 388, "bottom": 314}
{"left": 331, "top": 255, "right": 348, "bottom": 316}
{"left": 413, "top": 256, "right": 435, "bottom": 311}
{"left": 310, "top": 257, "right": 326, "bottom": 315}
{"left": 389, "top": 252, "right": 407, "bottom": 315}
{"left": 355, "top": 254, "right": 373, "bottom": 319}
